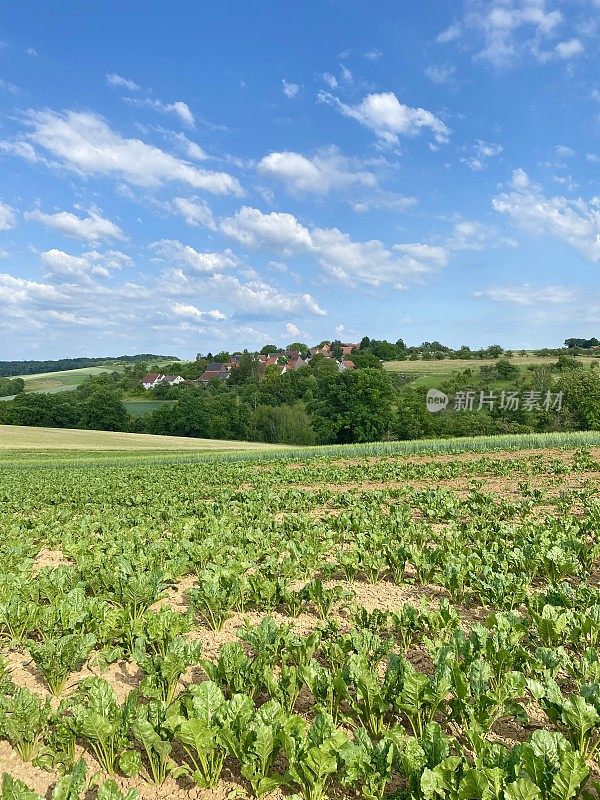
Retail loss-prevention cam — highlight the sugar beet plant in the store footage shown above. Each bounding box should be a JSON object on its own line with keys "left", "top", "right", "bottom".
{"left": 2, "top": 445, "right": 600, "bottom": 797}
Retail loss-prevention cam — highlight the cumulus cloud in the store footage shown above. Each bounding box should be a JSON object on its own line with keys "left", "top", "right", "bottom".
{"left": 0, "top": 201, "right": 16, "bottom": 230}
{"left": 41, "top": 248, "right": 131, "bottom": 279}
{"left": 201, "top": 274, "right": 326, "bottom": 319}
{"left": 221, "top": 206, "right": 314, "bottom": 251}
{"left": 106, "top": 73, "right": 140, "bottom": 91}
{"left": 318, "top": 91, "right": 450, "bottom": 146}
{"left": 172, "top": 303, "right": 226, "bottom": 320}
{"left": 220, "top": 205, "right": 446, "bottom": 287}
{"left": 171, "top": 197, "right": 216, "bottom": 229}
{"left": 150, "top": 239, "right": 239, "bottom": 272}
{"left": 492, "top": 168, "right": 600, "bottom": 261}
{"left": 8, "top": 109, "right": 242, "bottom": 194}
{"left": 25, "top": 208, "right": 126, "bottom": 242}
{"left": 258, "top": 146, "right": 378, "bottom": 195}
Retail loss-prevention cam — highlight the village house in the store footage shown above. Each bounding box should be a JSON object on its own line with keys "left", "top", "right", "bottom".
{"left": 338, "top": 360, "right": 356, "bottom": 371}
{"left": 309, "top": 342, "right": 331, "bottom": 358}
{"left": 286, "top": 356, "right": 308, "bottom": 371}
{"left": 199, "top": 362, "right": 230, "bottom": 384}
{"left": 142, "top": 373, "right": 185, "bottom": 389}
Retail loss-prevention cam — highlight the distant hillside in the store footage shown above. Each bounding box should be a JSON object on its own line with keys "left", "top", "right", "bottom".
{"left": 0, "top": 355, "right": 179, "bottom": 378}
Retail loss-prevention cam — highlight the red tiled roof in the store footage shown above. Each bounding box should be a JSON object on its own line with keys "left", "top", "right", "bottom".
{"left": 142, "top": 373, "right": 162, "bottom": 383}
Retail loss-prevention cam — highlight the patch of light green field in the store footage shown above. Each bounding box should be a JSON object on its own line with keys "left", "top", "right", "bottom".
{"left": 0, "top": 425, "right": 288, "bottom": 452}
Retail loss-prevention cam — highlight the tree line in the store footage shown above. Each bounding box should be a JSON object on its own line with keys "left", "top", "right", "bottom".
{"left": 0, "top": 354, "right": 178, "bottom": 378}
{"left": 1, "top": 352, "right": 599, "bottom": 444}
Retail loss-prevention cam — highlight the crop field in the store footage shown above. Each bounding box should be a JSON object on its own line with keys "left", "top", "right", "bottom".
{"left": 2, "top": 441, "right": 600, "bottom": 799}
{"left": 10, "top": 367, "right": 127, "bottom": 394}
{"left": 383, "top": 355, "right": 599, "bottom": 374}
{"left": 0, "top": 425, "right": 286, "bottom": 453}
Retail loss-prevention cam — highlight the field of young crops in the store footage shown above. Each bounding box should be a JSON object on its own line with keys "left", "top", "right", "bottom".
{"left": 2, "top": 444, "right": 600, "bottom": 800}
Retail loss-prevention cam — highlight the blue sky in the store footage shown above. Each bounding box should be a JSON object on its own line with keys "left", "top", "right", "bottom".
{"left": 1, "top": 0, "right": 599, "bottom": 359}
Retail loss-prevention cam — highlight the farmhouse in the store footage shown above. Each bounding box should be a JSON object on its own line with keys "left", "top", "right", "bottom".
{"left": 142, "top": 373, "right": 164, "bottom": 389}
{"left": 199, "top": 362, "right": 230, "bottom": 384}
{"left": 142, "top": 373, "right": 185, "bottom": 389}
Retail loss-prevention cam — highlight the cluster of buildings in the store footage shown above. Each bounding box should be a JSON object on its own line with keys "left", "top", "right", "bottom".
{"left": 141, "top": 373, "right": 186, "bottom": 390}
{"left": 142, "top": 342, "right": 359, "bottom": 390}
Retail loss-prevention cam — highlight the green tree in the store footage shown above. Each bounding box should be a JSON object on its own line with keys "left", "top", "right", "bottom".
{"left": 79, "top": 388, "right": 129, "bottom": 431}
{"left": 310, "top": 368, "right": 395, "bottom": 443}
{"left": 495, "top": 359, "right": 519, "bottom": 380}
{"left": 260, "top": 344, "right": 279, "bottom": 355}
{"left": 559, "top": 369, "right": 600, "bottom": 430}
{"left": 228, "top": 352, "right": 259, "bottom": 386}
{"left": 250, "top": 403, "right": 315, "bottom": 444}
{"left": 286, "top": 342, "right": 309, "bottom": 356}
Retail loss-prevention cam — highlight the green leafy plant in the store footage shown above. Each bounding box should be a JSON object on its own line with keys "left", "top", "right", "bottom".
{"left": 27, "top": 633, "right": 96, "bottom": 695}
{"left": 67, "top": 678, "right": 140, "bottom": 777}
{"left": 166, "top": 680, "right": 228, "bottom": 788}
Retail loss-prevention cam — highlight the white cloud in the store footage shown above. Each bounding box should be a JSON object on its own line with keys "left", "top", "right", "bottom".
{"left": 363, "top": 48, "right": 382, "bottom": 60}
{"left": 282, "top": 78, "right": 300, "bottom": 98}
{"left": 0, "top": 273, "right": 62, "bottom": 306}
{"left": 285, "top": 322, "right": 301, "bottom": 336}
{"left": 171, "top": 133, "right": 207, "bottom": 161}
{"left": 221, "top": 206, "right": 314, "bottom": 251}
{"left": 462, "top": 139, "right": 503, "bottom": 170}
{"left": 315, "top": 229, "right": 444, "bottom": 287}
{"left": 172, "top": 303, "right": 226, "bottom": 320}
{"left": 106, "top": 73, "right": 140, "bottom": 91}
{"left": 0, "top": 202, "right": 16, "bottom": 231}
{"left": 41, "top": 248, "right": 130, "bottom": 279}
{"left": 424, "top": 63, "right": 458, "bottom": 85}
{"left": 150, "top": 239, "right": 239, "bottom": 272}
{"left": 26, "top": 47, "right": 38, "bottom": 57}
{"left": 437, "top": 23, "right": 462, "bottom": 43}
{"left": 492, "top": 168, "right": 600, "bottom": 261}
{"left": 322, "top": 73, "right": 338, "bottom": 88}
{"left": 171, "top": 197, "right": 216, "bottom": 229}
{"left": 555, "top": 38, "right": 584, "bottom": 59}
{"left": 475, "top": 284, "right": 577, "bottom": 304}
{"left": 126, "top": 97, "right": 195, "bottom": 127}
{"left": 552, "top": 173, "right": 578, "bottom": 192}
{"left": 25, "top": 208, "right": 126, "bottom": 242}
{"left": 318, "top": 90, "right": 450, "bottom": 146}
{"left": 441, "top": 1, "right": 588, "bottom": 68}
{"left": 446, "top": 219, "right": 516, "bottom": 251}
{"left": 203, "top": 274, "right": 326, "bottom": 319}
{"left": 0, "top": 78, "right": 19, "bottom": 95}
{"left": 11, "top": 110, "right": 242, "bottom": 195}
{"left": 220, "top": 205, "right": 445, "bottom": 288}
{"left": 258, "top": 146, "right": 378, "bottom": 195}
